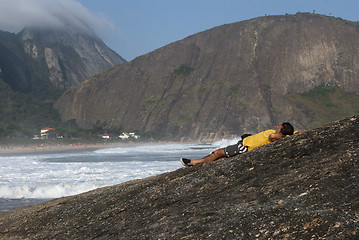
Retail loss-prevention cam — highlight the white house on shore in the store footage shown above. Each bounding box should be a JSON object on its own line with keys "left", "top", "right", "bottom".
{"left": 40, "top": 127, "right": 55, "bottom": 139}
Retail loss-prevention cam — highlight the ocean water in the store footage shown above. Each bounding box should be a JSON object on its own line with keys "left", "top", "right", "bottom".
{"left": 0, "top": 139, "right": 240, "bottom": 212}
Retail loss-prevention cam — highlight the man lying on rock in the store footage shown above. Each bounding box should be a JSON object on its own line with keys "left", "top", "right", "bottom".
{"left": 181, "top": 122, "right": 303, "bottom": 167}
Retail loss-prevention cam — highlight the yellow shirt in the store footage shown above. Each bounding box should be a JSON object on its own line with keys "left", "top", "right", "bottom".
{"left": 243, "top": 129, "right": 275, "bottom": 151}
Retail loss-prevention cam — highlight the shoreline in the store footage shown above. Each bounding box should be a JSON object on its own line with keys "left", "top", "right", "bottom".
{"left": 0, "top": 140, "right": 204, "bottom": 156}
{"left": 0, "top": 143, "right": 109, "bottom": 156}
{"left": 0, "top": 141, "right": 150, "bottom": 156}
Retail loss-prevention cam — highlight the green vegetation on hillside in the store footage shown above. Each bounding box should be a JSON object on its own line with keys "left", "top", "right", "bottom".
{"left": 0, "top": 80, "right": 61, "bottom": 135}
{"left": 288, "top": 86, "right": 359, "bottom": 129}
{"left": 173, "top": 65, "right": 194, "bottom": 76}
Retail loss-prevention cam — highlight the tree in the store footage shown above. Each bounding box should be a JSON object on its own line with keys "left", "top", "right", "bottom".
{"left": 91, "top": 120, "right": 108, "bottom": 135}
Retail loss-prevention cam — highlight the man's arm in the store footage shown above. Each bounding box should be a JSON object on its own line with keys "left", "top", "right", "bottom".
{"left": 269, "top": 129, "right": 305, "bottom": 142}
{"left": 268, "top": 133, "right": 283, "bottom": 142}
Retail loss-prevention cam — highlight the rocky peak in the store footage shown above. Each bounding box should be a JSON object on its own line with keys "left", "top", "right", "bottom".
{"left": 55, "top": 14, "right": 359, "bottom": 140}
{"left": 0, "top": 16, "right": 127, "bottom": 131}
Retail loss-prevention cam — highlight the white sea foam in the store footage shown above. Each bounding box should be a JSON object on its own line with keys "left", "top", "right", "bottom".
{"left": 212, "top": 137, "right": 242, "bottom": 148}
{"left": 0, "top": 142, "right": 226, "bottom": 200}
{"left": 0, "top": 183, "right": 98, "bottom": 199}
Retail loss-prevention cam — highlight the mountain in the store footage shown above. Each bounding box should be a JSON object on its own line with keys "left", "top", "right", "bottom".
{"left": 55, "top": 14, "right": 359, "bottom": 140}
{"left": 0, "top": 21, "right": 126, "bottom": 130}
{"left": 0, "top": 115, "right": 358, "bottom": 239}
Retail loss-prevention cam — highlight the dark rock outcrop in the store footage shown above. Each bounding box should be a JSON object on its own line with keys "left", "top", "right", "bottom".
{"left": 19, "top": 24, "right": 126, "bottom": 90}
{"left": 0, "top": 115, "right": 358, "bottom": 239}
{"left": 55, "top": 14, "right": 359, "bottom": 140}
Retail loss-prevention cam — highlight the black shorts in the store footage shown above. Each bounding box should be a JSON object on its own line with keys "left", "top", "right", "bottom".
{"left": 224, "top": 140, "right": 248, "bottom": 157}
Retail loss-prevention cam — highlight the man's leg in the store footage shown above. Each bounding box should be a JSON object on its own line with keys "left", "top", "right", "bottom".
{"left": 187, "top": 148, "right": 226, "bottom": 166}
{"left": 181, "top": 140, "right": 248, "bottom": 167}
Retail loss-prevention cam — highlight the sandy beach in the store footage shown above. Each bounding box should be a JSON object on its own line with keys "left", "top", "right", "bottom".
{"left": 0, "top": 142, "right": 129, "bottom": 156}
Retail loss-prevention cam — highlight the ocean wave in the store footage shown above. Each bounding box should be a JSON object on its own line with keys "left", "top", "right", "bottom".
{"left": 0, "top": 141, "right": 237, "bottom": 200}
{"left": 94, "top": 143, "right": 216, "bottom": 154}
{"left": 0, "top": 183, "right": 98, "bottom": 199}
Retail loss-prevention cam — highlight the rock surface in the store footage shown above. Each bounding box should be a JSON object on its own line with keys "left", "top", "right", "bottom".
{"left": 0, "top": 115, "right": 358, "bottom": 239}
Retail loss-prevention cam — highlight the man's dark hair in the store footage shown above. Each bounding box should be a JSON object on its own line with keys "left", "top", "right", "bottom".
{"left": 281, "top": 122, "right": 294, "bottom": 136}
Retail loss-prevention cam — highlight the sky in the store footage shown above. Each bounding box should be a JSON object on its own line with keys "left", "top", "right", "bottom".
{"left": 0, "top": 0, "right": 358, "bottom": 61}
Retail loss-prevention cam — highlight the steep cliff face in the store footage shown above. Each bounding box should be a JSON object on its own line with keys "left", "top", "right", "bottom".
{"left": 55, "top": 14, "right": 359, "bottom": 140}
{"left": 0, "top": 116, "right": 358, "bottom": 239}
{"left": 19, "top": 24, "right": 126, "bottom": 90}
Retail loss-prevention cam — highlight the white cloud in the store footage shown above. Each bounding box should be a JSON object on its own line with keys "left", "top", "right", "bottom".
{"left": 0, "top": 0, "right": 119, "bottom": 37}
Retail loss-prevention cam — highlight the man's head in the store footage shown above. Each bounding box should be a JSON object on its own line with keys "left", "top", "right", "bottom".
{"left": 280, "top": 122, "right": 294, "bottom": 136}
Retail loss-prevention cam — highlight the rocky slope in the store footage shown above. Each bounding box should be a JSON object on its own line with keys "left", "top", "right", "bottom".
{"left": 0, "top": 115, "right": 358, "bottom": 239}
{"left": 55, "top": 14, "right": 359, "bottom": 140}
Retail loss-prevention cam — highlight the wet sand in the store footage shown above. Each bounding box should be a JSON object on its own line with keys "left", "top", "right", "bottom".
{"left": 0, "top": 140, "right": 186, "bottom": 156}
